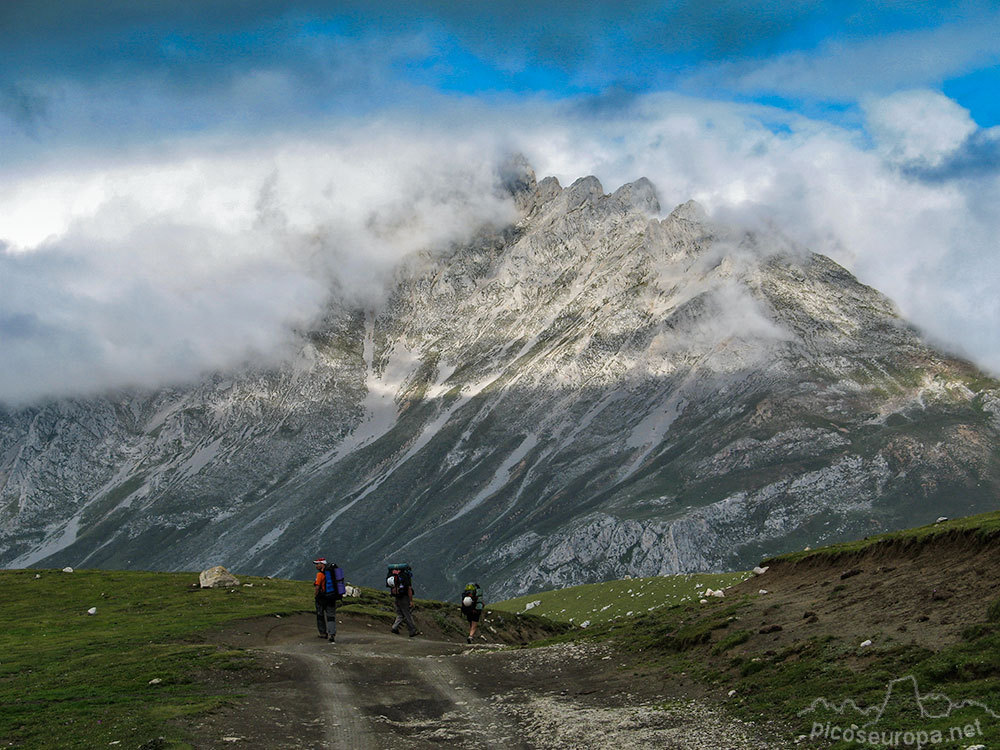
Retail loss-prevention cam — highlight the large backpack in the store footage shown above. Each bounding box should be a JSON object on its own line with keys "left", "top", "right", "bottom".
{"left": 386, "top": 564, "right": 412, "bottom": 596}
{"left": 322, "top": 563, "right": 346, "bottom": 600}
{"left": 461, "top": 582, "right": 484, "bottom": 612}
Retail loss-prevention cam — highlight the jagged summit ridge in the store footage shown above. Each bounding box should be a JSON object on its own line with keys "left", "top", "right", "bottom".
{"left": 1, "top": 168, "right": 998, "bottom": 600}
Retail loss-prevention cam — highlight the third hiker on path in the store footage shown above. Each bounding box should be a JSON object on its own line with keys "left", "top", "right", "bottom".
{"left": 461, "top": 582, "right": 485, "bottom": 644}
{"left": 387, "top": 564, "right": 420, "bottom": 637}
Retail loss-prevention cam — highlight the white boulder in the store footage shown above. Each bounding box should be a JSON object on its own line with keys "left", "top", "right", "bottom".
{"left": 199, "top": 566, "right": 241, "bottom": 588}
{"left": 62, "top": 567, "right": 74, "bottom": 573}
{"left": 87, "top": 607, "right": 97, "bottom": 615}
{"left": 752, "top": 566, "right": 769, "bottom": 576}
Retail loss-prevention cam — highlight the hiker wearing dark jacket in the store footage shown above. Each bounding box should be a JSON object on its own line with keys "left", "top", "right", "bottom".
{"left": 313, "top": 557, "right": 337, "bottom": 643}
{"left": 388, "top": 565, "right": 420, "bottom": 637}
{"left": 461, "top": 583, "right": 484, "bottom": 644}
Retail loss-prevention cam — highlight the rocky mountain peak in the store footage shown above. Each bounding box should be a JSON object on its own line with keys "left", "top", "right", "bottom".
{"left": 609, "top": 177, "right": 660, "bottom": 214}
{"left": 1, "top": 168, "right": 997, "bottom": 601}
{"left": 668, "top": 199, "right": 708, "bottom": 224}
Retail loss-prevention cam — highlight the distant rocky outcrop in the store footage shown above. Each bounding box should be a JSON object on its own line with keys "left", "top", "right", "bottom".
{"left": 2, "top": 165, "right": 998, "bottom": 599}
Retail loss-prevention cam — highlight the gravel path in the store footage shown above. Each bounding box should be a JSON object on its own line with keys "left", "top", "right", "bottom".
{"left": 187, "top": 615, "right": 784, "bottom": 748}
{"left": 254, "top": 629, "right": 776, "bottom": 750}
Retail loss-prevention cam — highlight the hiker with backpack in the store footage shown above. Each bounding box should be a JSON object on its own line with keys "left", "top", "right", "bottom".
{"left": 313, "top": 557, "right": 346, "bottom": 643}
{"left": 460, "top": 582, "right": 485, "bottom": 643}
{"left": 386, "top": 563, "right": 420, "bottom": 637}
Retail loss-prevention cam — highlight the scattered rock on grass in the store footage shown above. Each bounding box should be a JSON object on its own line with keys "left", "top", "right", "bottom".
{"left": 199, "top": 566, "right": 241, "bottom": 588}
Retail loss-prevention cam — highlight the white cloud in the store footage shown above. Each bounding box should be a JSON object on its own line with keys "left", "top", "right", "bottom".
{"left": 508, "top": 93, "right": 1000, "bottom": 374}
{"left": 0, "top": 128, "right": 517, "bottom": 404}
{"left": 2, "top": 88, "right": 999, "bottom": 405}
{"left": 863, "top": 89, "right": 977, "bottom": 167}
{"left": 706, "top": 15, "right": 1000, "bottom": 100}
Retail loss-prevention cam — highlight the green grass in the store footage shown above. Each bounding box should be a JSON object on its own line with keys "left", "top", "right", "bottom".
{"left": 0, "top": 567, "right": 566, "bottom": 749}
{"left": 555, "top": 593, "right": 1000, "bottom": 748}
{"left": 768, "top": 509, "right": 1000, "bottom": 565}
{"left": 491, "top": 571, "right": 752, "bottom": 627}
{"left": 0, "top": 568, "right": 311, "bottom": 749}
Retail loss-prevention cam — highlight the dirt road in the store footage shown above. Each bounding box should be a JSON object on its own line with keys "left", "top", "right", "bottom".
{"left": 185, "top": 614, "right": 781, "bottom": 749}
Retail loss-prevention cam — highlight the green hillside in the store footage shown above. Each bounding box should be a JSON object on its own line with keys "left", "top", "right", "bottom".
{"left": 545, "top": 510, "right": 1000, "bottom": 748}
{"left": 7, "top": 510, "right": 999, "bottom": 748}
{"left": 0, "top": 569, "right": 305, "bottom": 749}
{"left": 492, "top": 571, "right": 752, "bottom": 627}
{"left": 0, "top": 568, "right": 559, "bottom": 749}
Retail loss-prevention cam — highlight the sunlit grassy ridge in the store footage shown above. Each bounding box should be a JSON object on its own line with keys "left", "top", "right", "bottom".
{"left": 492, "top": 571, "right": 752, "bottom": 627}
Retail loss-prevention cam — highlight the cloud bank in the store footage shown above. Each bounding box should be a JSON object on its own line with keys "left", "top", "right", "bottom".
{"left": 0, "top": 129, "right": 516, "bottom": 404}
{"left": 1, "top": 3, "right": 998, "bottom": 404}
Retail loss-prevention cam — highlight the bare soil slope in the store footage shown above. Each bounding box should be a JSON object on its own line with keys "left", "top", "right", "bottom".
{"left": 726, "top": 528, "right": 1000, "bottom": 656}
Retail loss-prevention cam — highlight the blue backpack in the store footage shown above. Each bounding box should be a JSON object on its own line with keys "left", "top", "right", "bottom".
{"left": 322, "top": 564, "right": 346, "bottom": 599}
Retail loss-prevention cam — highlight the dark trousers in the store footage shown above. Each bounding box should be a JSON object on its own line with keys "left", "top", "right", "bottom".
{"left": 392, "top": 596, "right": 417, "bottom": 635}
{"left": 315, "top": 596, "right": 337, "bottom": 636}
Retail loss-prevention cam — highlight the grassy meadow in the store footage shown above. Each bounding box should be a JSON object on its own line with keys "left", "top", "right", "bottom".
{"left": 7, "top": 512, "right": 999, "bottom": 748}
{"left": 0, "top": 566, "right": 561, "bottom": 749}
{"left": 491, "top": 571, "right": 752, "bottom": 627}
{"left": 0, "top": 568, "right": 310, "bottom": 749}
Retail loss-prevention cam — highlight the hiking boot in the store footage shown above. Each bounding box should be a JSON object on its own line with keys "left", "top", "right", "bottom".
{"left": 328, "top": 635, "right": 336, "bottom": 643}
{"left": 409, "top": 630, "right": 422, "bottom": 638}
{"left": 466, "top": 636, "right": 472, "bottom": 644}
{"left": 317, "top": 633, "right": 328, "bottom": 639}
{"left": 391, "top": 627, "right": 400, "bottom": 634}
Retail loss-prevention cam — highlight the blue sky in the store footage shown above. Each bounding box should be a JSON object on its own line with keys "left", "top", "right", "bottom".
{"left": 1, "top": 2, "right": 999, "bottom": 401}
{"left": 2, "top": 1, "right": 998, "bottom": 135}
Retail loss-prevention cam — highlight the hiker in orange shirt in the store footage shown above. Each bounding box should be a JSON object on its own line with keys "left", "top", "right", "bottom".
{"left": 313, "top": 557, "right": 337, "bottom": 643}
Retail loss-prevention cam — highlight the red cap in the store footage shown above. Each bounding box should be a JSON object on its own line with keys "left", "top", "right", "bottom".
{"left": 312, "top": 557, "right": 326, "bottom": 565}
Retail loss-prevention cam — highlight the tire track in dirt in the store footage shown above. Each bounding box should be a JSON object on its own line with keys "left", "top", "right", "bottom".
{"left": 190, "top": 614, "right": 783, "bottom": 748}
{"left": 267, "top": 620, "right": 529, "bottom": 748}
{"left": 277, "top": 644, "right": 378, "bottom": 749}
